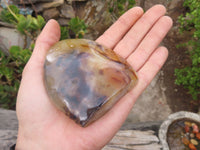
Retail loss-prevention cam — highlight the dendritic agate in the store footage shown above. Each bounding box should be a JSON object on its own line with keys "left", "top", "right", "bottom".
{"left": 44, "top": 39, "right": 138, "bottom": 127}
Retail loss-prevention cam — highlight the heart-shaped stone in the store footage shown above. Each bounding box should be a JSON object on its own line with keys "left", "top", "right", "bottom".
{"left": 44, "top": 39, "right": 138, "bottom": 127}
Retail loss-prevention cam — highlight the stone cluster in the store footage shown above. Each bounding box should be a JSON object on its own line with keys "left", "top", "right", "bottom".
{"left": 9, "top": 0, "right": 88, "bottom": 26}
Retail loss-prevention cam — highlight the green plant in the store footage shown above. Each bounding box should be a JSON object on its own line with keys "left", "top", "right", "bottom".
{"left": 0, "top": 4, "right": 45, "bottom": 46}
{"left": 60, "top": 26, "right": 70, "bottom": 40}
{"left": 0, "top": 5, "right": 20, "bottom": 23}
{"left": 175, "top": 0, "right": 200, "bottom": 100}
{"left": 108, "top": 0, "right": 136, "bottom": 17}
{"left": 60, "top": 17, "right": 87, "bottom": 40}
{"left": 0, "top": 4, "right": 87, "bottom": 40}
{"left": 69, "top": 17, "right": 87, "bottom": 38}
{"left": 0, "top": 46, "right": 31, "bottom": 109}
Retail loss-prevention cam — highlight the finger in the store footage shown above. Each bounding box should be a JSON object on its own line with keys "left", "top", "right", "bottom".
{"left": 96, "top": 7, "right": 144, "bottom": 49}
{"left": 131, "top": 46, "right": 168, "bottom": 98}
{"left": 87, "top": 46, "right": 168, "bottom": 146}
{"left": 127, "top": 16, "right": 173, "bottom": 71}
{"left": 28, "top": 19, "right": 60, "bottom": 69}
{"left": 113, "top": 5, "right": 166, "bottom": 58}
{"left": 18, "top": 19, "right": 60, "bottom": 113}
{"left": 17, "top": 20, "right": 61, "bottom": 120}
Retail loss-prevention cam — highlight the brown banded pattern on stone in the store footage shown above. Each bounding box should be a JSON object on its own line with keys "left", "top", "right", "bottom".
{"left": 44, "top": 39, "right": 138, "bottom": 127}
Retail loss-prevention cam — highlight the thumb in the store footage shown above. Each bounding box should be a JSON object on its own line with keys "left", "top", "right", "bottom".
{"left": 16, "top": 20, "right": 60, "bottom": 122}
{"left": 24, "top": 19, "right": 60, "bottom": 76}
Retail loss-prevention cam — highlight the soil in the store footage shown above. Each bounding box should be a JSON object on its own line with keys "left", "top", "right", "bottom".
{"left": 163, "top": 32, "right": 200, "bottom": 113}
{"left": 162, "top": 1, "right": 200, "bottom": 113}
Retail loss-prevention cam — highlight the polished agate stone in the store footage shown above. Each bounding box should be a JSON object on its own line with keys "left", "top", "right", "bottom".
{"left": 44, "top": 39, "right": 138, "bottom": 127}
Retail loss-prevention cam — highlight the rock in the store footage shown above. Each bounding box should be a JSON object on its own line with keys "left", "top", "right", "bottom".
{"left": 0, "top": 130, "right": 18, "bottom": 150}
{"left": 190, "top": 133, "right": 195, "bottom": 138}
{"left": 196, "top": 133, "right": 200, "bottom": 140}
{"left": 185, "top": 125, "right": 190, "bottom": 132}
{"left": 141, "top": 0, "right": 169, "bottom": 11}
{"left": 43, "top": 8, "right": 59, "bottom": 20}
{"left": 0, "top": 21, "right": 15, "bottom": 28}
{"left": 0, "top": 109, "right": 18, "bottom": 130}
{"left": 75, "top": 0, "right": 113, "bottom": 39}
{"left": 103, "top": 130, "right": 162, "bottom": 150}
{"left": 12, "top": 0, "right": 53, "bottom": 4}
{"left": 66, "top": 0, "right": 88, "bottom": 4}
{"left": 167, "top": 0, "right": 184, "bottom": 20}
{"left": 35, "top": 0, "right": 64, "bottom": 12}
{"left": 44, "top": 39, "right": 138, "bottom": 127}
{"left": 0, "top": 107, "right": 161, "bottom": 150}
{"left": 189, "top": 143, "right": 197, "bottom": 150}
{"left": 0, "top": 109, "right": 17, "bottom": 149}
{"left": 185, "top": 121, "right": 192, "bottom": 127}
{"left": 60, "top": 4, "right": 75, "bottom": 18}
{"left": 0, "top": 109, "right": 18, "bottom": 149}
{"left": 57, "top": 18, "right": 70, "bottom": 26}
{"left": 192, "top": 124, "right": 199, "bottom": 134}
{"left": 182, "top": 137, "right": 190, "bottom": 146}
{"left": 167, "top": 0, "right": 184, "bottom": 10}
{"left": 0, "top": 27, "right": 27, "bottom": 55}
{"left": 67, "top": 0, "right": 87, "bottom": 1}
{"left": 190, "top": 139, "right": 198, "bottom": 146}
{"left": 198, "top": 107, "right": 200, "bottom": 115}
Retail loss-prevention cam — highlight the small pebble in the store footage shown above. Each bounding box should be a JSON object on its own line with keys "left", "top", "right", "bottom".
{"left": 190, "top": 139, "right": 198, "bottom": 145}
{"left": 182, "top": 137, "right": 190, "bottom": 145}
{"left": 189, "top": 143, "right": 197, "bottom": 150}
{"left": 192, "top": 124, "right": 199, "bottom": 134}
{"left": 185, "top": 121, "right": 192, "bottom": 127}
{"left": 185, "top": 125, "right": 190, "bottom": 133}
{"left": 191, "top": 123, "right": 197, "bottom": 126}
{"left": 190, "top": 133, "right": 195, "bottom": 138}
{"left": 196, "top": 133, "right": 200, "bottom": 140}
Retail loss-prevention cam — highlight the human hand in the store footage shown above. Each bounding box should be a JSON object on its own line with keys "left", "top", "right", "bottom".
{"left": 16, "top": 5, "right": 172, "bottom": 150}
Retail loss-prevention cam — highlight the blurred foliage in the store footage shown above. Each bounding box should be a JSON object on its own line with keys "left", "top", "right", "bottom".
{"left": 0, "top": 4, "right": 87, "bottom": 109}
{"left": 69, "top": 17, "right": 87, "bottom": 38}
{"left": 108, "top": 0, "right": 136, "bottom": 17}
{"left": 0, "top": 5, "right": 20, "bottom": 23}
{"left": 0, "top": 5, "right": 45, "bottom": 45}
{"left": 0, "top": 46, "right": 31, "bottom": 109}
{"left": 175, "top": 0, "right": 200, "bottom": 100}
{"left": 60, "top": 17, "right": 87, "bottom": 40}
{"left": 60, "top": 26, "right": 70, "bottom": 40}
{"left": 0, "top": 5, "right": 87, "bottom": 41}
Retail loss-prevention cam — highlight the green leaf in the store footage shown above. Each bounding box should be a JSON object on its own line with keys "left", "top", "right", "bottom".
{"left": 0, "top": 5, "right": 19, "bottom": 24}
{"left": 60, "top": 26, "right": 69, "bottom": 40}
{"left": 175, "top": 0, "right": 200, "bottom": 100}
{"left": 37, "top": 15, "right": 46, "bottom": 29}
{"left": 69, "top": 17, "right": 87, "bottom": 38}
{"left": 9, "top": 46, "right": 22, "bottom": 56}
{"left": 17, "top": 15, "right": 31, "bottom": 34}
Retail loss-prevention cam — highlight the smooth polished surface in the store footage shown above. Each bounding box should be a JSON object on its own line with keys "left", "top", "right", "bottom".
{"left": 44, "top": 39, "right": 138, "bottom": 126}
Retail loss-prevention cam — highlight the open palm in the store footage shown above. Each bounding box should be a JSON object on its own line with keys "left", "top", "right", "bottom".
{"left": 16, "top": 5, "right": 172, "bottom": 150}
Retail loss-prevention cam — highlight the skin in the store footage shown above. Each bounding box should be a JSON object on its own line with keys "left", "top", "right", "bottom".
{"left": 16, "top": 5, "right": 173, "bottom": 150}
